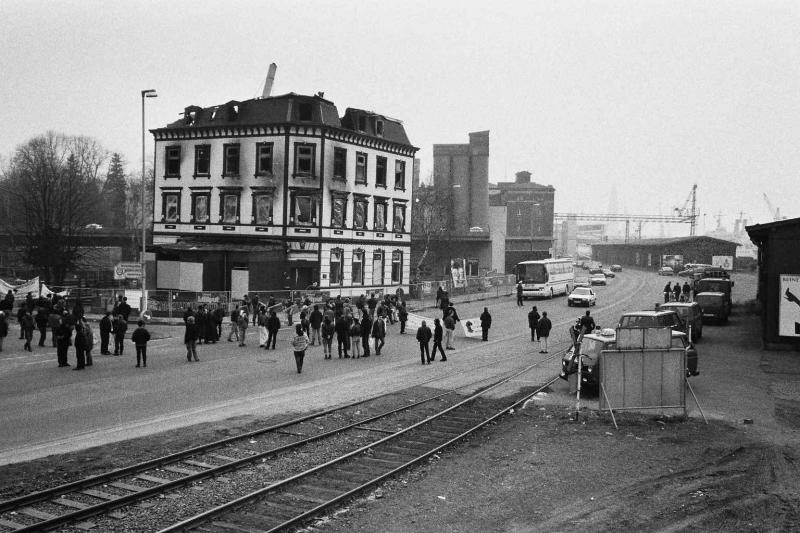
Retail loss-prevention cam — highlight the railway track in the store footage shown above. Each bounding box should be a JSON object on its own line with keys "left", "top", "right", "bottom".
{"left": 159, "top": 364, "right": 562, "bottom": 533}
{"left": 0, "top": 349, "right": 565, "bottom": 533}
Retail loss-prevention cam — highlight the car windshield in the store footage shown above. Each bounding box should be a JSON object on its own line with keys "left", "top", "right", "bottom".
{"left": 580, "top": 338, "right": 610, "bottom": 358}
{"left": 573, "top": 288, "right": 591, "bottom": 295}
{"left": 696, "top": 280, "right": 728, "bottom": 292}
{"left": 663, "top": 306, "right": 689, "bottom": 319}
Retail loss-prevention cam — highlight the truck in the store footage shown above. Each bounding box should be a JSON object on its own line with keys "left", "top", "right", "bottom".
{"left": 693, "top": 277, "right": 733, "bottom": 314}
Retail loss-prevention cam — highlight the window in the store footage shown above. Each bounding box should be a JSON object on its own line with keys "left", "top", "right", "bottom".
{"left": 253, "top": 194, "right": 273, "bottom": 224}
{"left": 392, "top": 203, "right": 406, "bottom": 232}
{"left": 256, "top": 143, "right": 273, "bottom": 175}
{"left": 293, "top": 194, "right": 316, "bottom": 225}
{"left": 374, "top": 201, "right": 387, "bottom": 231}
{"left": 376, "top": 156, "right": 387, "bottom": 187}
{"left": 331, "top": 196, "right": 347, "bottom": 228}
{"left": 355, "top": 152, "right": 367, "bottom": 184}
{"left": 333, "top": 147, "right": 347, "bottom": 181}
{"left": 294, "top": 144, "right": 315, "bottom": 176}
{"left": 165, "top": 146, "right": 181, "bottom": 177}
{"left": 221, "top": 193, "right": 240, "bottom": 223}
{"left": 375, "top": 119, "right": 384, "bottom": 137}
{"left": 190, "top": 192, "right": 210, "bottom": 223}
{"left": 352, "top": 250, "right": 364, "bottom": 285}
{"left": 358, "top": 115, "right": 367, "bottom": 132}
{"left": 330, "top": 249, "right": 343, "bottom": 285}
{"left": 298, "top": 102, "right": 313, "bottom": 121}
{"left": 194, "top": 145, "right": 210, "bottom": 177}
{"left": 161, "top": 191, "right": 181, "bottom": 222}
{"left": 353, "top": 198, "right": 368, "bottom": 229}
{"left": 391, "top": 251, "right": 403, "bottom": 284}
{"left": 223, "top": 144, "right": 240, "bottom": 176}
{"left": 394, "top": 160, "right": 406, "bottom": 190}
{"left": 467, "top": 258, "right": 479, "bottom": 277}
{"left": 373, "top": 251, "right": 384, "bottom": 286}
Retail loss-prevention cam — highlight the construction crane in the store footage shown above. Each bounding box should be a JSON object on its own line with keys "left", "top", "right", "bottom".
{"left": 762, "top": 193, "right": 786, "bottom": 221}
{"left": 673, "top": 184, "right": 698, "bottom": 236}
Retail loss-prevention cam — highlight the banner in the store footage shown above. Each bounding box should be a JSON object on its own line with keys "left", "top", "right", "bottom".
{"left": 779, "top": 274, "right": 800, "bottom": 337}
{"left": 450, "top": 258, "right": 466, "bottom": 288}
{"left": 40, "top": 284, "right": 69, "bottom": 297}
{"left": 461, "top": 317, "right": 483, "bottom": 339}
{"left": 405, "top": 312, "right": 434, "bottom": 333}
{"left": 10, "top": 277, "right": 40, "bottom": 298}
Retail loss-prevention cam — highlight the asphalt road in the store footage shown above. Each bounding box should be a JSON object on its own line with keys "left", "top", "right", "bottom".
{"left": 0, "top": 269, "right": 754, "bottom": 465}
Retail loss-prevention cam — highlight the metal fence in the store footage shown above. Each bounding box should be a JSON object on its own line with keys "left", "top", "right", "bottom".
{"left": 406, "top": 274, "right": 518, "bottom": 309}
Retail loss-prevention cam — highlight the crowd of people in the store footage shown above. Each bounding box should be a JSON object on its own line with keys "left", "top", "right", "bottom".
{"left": 663, "top": 281, "right": 693, "bottom": 303}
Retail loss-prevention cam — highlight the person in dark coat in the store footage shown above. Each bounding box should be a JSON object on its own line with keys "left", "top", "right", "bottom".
{"left": 227, "top": 306, "right": 239, "bottom": 343}
{"left": 663, "top": 282, "right": 672, "bottom": 303}
{"left": 212, "top": 307, "right": 224, "bottom": 341}
{"left": 35, "top": 307, "right": 48, "bottom": 346}
{"left": 184, "top": 315, "right": 199, "bottom": 362}
{"left": 196, "top": 306, "right": 208, "bottom": 344}
{"left": 682, "top": 281, "right": 692, "bottom": 302}
{"left": 673, "top": 283, "right": 681, "bottom": 303}
{"left": 479, "top": 307, "right": 492, "bottom": 341}
{"left": 431, "top": 318, "right": 446, "bottom": 362}
{"left": 398, "top": 302, "right": 408, "bottom": 334}
{"left": 579, "top": 310, "right": 595, "bottom": 336}
{"left": 266, "top": 310, "right": 281, "bottom": 350}
{"left": 321, "top": 315, "right": 334, "bottom": 359}
{"left": 16, "top": 305, "right": 26, "bottom": 339}
{"left": 309, "top": 305, "right": 323, "bottom": 346}
{"left": 131, "top": 320, "right": 151, "bottom": 367}
{"left": 99, "top": 311, "right": 113, "bottom": 355}
{"left": 416, "top": 320, "right": 433, "bottom": 365}
{"left": 435, "top": 286, "right": 444, "bottom": 308}
{"left": 183, "top": 305, "right": 195, "bottom": 324}
{"left": 81, "top": 317, "right": 94, "bottom": 366}
{"left": 73, "top": 320, "right": 87, "bottom": 370}
{"left": 112, "top": 314, "right": 127, "bottom": 356}
{"left": 516, "top": 281, "right": 524, "bottom": 306}
{"left": 439, "top": 291, "right": 450, "bottom": 316}
{"left": 360, "top": 313, "right": 372, "bottom": 357}
{"left": 116, "top": 297, "right": 131, "bottom": 322}
{"left": 335, "top": 314, "right": 350, "bottom": 358}
{"left": 537, "top": 311, "right": 552, "bottom": 354}
{"left": 55, "top": 315, "right": 72, "bottom": 367}
{"left": 0, "top": 291, "right": 13, "bottom": 317}
{"left": 371, "top": 315, "right": 386, "bottom": 355}
{"left": 20, "top": 310, "right": 35, "bottom": 352}
{"left": 528, "top": 306, "right": 540, "bottom": 342}
{"left": 0, "top": 311, "right": 8, "bottom": 353}
{"left": 48, "top": 307, "right": 61, "bottom": 347}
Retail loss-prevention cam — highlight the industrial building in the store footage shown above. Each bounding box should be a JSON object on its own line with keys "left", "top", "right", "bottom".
{"left": 591, "top": 236, "right": 739, "bottom": 271}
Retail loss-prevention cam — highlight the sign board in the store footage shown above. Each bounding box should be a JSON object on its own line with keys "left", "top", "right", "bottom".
{"left": 461, "top": 317, "right": 483, "bottom": 339}
{"left": 115, "top": 262, "right": 142, "bottom": 280}
{"left": 450, "top": 258, "right": 466, "bottom": 288}
{"left": 711, "top": 256, "right": 734, "bottom": 271}
{"left": 779, "top": 274, "right": 800, "bottom": 337}
{"left": 661, "top": 255, "right": 684, "bottom": 269}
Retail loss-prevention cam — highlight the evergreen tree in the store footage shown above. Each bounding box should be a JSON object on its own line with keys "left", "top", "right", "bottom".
{"left": 102, "top": 153, "right": 128, "bottom": 227}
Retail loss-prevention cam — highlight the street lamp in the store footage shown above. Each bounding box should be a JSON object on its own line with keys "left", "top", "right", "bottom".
{"left": 141, "top": 89, "right": 157, "bottom": 315}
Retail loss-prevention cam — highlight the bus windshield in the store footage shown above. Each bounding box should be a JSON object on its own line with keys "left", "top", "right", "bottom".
{"left": 519, "top": 264, "right": 547, "bottom": 284}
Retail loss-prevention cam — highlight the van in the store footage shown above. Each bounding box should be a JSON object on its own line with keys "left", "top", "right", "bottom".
{"left": 695, "top": 292, "right": 729, "bottom": 324}
{"left": 694, "top": 278, "right": 733, "bottom": 313}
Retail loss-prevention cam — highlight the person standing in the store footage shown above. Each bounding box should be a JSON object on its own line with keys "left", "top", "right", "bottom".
{"left": 360, "top": 313, "right": 372, "bottom": 357}
{"left": 673, "top": 283, "right": 681, "bottom": 303}
{"left": 431, "top": 318, "right": 447, "bottom": 362}
{"left": 113, "top": 314, "right": 128, "bottom": 356}
{"left": 73, "top": 320, "right": 87, "bottom": 370}
{"left": 579, "top": 310, "right": 595, "bottom": 336}
{"left": 116, "top": 297, "right": 132, "bottom": 323}
{"left": 257, "top": 308, "right": 268, "bottom": 347}
{"left": 528, "top": 306, "right": 540, "bottom": 342}
{"left": 443, "top": 311, "right": 456, "bottom": 350}
{"left": 367, "top": 293, "right": 378, "bottom": 319}
{"left": 184, "top": 315, "right": 199, "bottom": 362}
{"left": 537, "top": 311, "right": 552, "bottom": 354}
{"left": 227, "top": 306, "right": 240, "bottom": 343}
{"left": 321, "top": 315, "right": 334, "bottom": 359}
{"left": 0, "top": 291, "right": 13, "bottom": 318}
{"left": 290, "top": 324, "right": 309, "bottom": 373}
{"left": 479, "top": 307, "right": 492, "bottom": 341}
{"left": 82, "top": 317, "right": 94, "bottom": 366}
{"left": 371, "top": 315, "right": 386, "bottom": 355}
{"left": 0, "top": 311, "right": 7, "bottom": 353}
{"left": 682, "top": 281, "right": 692, "bottom": 302}
{"left": 398, "top": 302, "right": 408, "bottom": 334}
{"left": 16, "top": 305, "right": 26, "bottom": 340}
{"left": 20, "top": 310, "right": 35, "bottom": 352}
{"left": 309, "top": 305, "right": 323, "bottom": 346}
{"left": 99, "top": 311, "right": 112, "bottom": 355}
{"left": 516, "top": 281, "right": 524, "bottom": 306}
{"left": 335, "top": 314, "right": 350, "bottom": 358}
{"left": 435, "top": 285, "right": 444, "bottom": 309}
{"left": 266, "top": 310, "right": 280, "bottom": 350}
{"left": 349, "top": 318, "right": 362, "bottom": 358}
{"left": 416, "top": 320, "right": 432, "bottom": 365}
{"left": 237, "top": 310, "right": 249, "bottom": 347}
{"left": 55, "top": 315, "right": 72, "bottom": 367}
{"left": 251, "top": 295, "right": 260, "bottom": 326}
{"left": 48, "top": 307, "right": 61, "bottom": 348}
{"left": 663, "top": 282, "right": 672, "bottom": 304}
{"left": 35, "top": 307, "right": 48, "bottom": 347}
{"left": 131, "top": 320, "right": 151, "bottom": 367}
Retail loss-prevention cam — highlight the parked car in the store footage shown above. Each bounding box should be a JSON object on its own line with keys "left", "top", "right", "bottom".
{"left": 658, "top": 266, "right": 674, "bottom": 276}
{"left": 589, "top": 268, "right": 604, "bottom": 275}
{"left": 659, "top": 301, "right": 703, "bottom": 342}
{"left": 568, "top": 287, "right": 596, "bottom": 306}
{"left": 602, "top": 268, "right": 615, "bottom": 278}
{"left": 617, "top": 310, "right": 683, "bottom": 330}
{"left": 590, "top": 273, "right": 607, "bottom": 286}
{"left": 695, "top": 291, "right": 729, "bottom": 324}
{"left": 560, "top": 328, "right": 698, "bottom": 390}
{"left": 610, "top": 264, "right": 622, "bottom": 272}
{"left": 573, "top": 278, "right": 591, "bottom": 288}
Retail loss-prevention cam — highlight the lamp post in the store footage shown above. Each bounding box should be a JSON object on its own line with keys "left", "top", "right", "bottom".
{"left": 141, "top": 89, "right": 157, "bottom": 315}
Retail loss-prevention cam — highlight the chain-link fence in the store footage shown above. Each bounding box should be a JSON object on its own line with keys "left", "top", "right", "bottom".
{"left": 406, "top": 274, "right": 517, "bottom": 309}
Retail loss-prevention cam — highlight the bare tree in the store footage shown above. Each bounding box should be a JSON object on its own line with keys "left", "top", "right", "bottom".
{"left": 411, "top": 184, "right": 456, "bottom": 279}
{"left": 0, "top": 132, "right": 108, "bottom": 283}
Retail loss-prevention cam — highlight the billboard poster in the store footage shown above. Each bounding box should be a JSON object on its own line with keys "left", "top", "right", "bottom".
{"left": 779, "top": 275, "right": 800, "bottom": 337}
{"left": 450, "top": 258, "right": 466, "bottom": 288}
{"left": 712, "top": 256, "right": 734, "bottom": 271}
{"left": 661, "top": 255, "right": 684, "bottom": 270}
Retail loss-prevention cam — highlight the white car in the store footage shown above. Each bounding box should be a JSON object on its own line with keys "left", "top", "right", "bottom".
{"left": 568, "top": 287, "right": 596, "bottom": 306}
{"left": 590, "top": 273, "right": 607, "bottom": 286}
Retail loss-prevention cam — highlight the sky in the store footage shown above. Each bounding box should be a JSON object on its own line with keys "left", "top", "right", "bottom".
{"left": 2, "top": 0, "right": 798, "bottom": 237}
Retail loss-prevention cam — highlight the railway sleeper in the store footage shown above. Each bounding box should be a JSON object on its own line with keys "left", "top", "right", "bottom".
{"left": 80, "top": 488, "right": 117, "bottom": 500}
{"left": 233, "top": 511, "right": 285, "bottom": 530}
{"left": 251, "top": 498, "right": 299, "bottom": 518}
{"left": 136, "top": 473, "right": 171, "bottom": 484}
{"left": 0, "top": 517, "right": 28, "bottom": 530}
{"left": 17, "top": 507, "right": 58, "bottom": 520}
{"left": 208, "top": 519, "right": 264, "bottom": 533}
{"left": 275, "top": 490, "right": 330, "bottom": 505}
{"left": 306, "top": 474, "right": 361, "bottom": 491}
{"left": 329, "top": 467, "right": 378, "bottom": 482}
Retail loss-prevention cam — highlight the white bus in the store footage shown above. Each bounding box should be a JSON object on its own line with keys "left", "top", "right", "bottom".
{"left": 516, "top": 258, "right": 575, "bottom": 299}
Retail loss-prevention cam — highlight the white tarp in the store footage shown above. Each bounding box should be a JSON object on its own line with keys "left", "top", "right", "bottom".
{"left": 0, "top": 277, "right": 40, "bottom": 298}
{"left": 460, "top": 317, "right": 483, "bottom": 339}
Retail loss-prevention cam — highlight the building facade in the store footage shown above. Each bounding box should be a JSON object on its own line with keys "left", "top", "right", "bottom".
{"left": 489, "top": 171, "right": 556, "bottom": 271}
{"left": 150, "top": 93, "right": 417, "bottom": 296}
{"left": 591, "top": 236, "right": 739, "bottom": 270}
